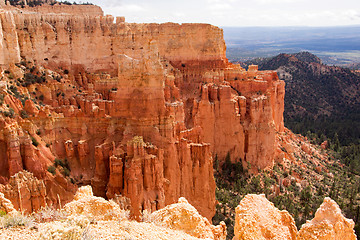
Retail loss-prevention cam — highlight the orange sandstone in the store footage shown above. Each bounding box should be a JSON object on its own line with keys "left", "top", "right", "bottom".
{"left": 0, "top": 3, "right": 284, "bottom": 219}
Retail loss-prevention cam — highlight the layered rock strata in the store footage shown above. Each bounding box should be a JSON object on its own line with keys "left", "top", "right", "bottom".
{"left": 0, "top": 4, "right": 284, "bottom": 219}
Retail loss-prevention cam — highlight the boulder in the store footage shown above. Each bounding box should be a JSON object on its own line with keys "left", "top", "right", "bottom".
{"left": 152, "top": 197, "right": 226, "bottom": 240}
{"left": 64, "top": 186, "right": 126, "bottom": 221}
{"left": 297, "top": 197, "right": 357, "bottom": 240}
{"left": 233, "top": 194, "right": 297, "bottom": 240}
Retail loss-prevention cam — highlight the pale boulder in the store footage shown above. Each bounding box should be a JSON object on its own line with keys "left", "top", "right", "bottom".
{"left": 73, "top": 185, "right": 93, "bottom": 201}
{"left": 152, "top": 197, "right": 226, "bottom": 240}
{"left": 297, "top": 197, "right": 356, "bottom": 240}
{"left": 233, "top": 194, "right": 297, "bottom": 240}
{"left": 64, "top": 185, "right": 126, "bottom": 221}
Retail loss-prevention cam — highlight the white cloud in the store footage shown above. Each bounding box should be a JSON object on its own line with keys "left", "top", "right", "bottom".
{"left": 208, "top": 3, "right": 232, "bottom": 10}
{"left": 75, "top": 0, "right": 360, "bottom": 26}
{"left": 119, "top": 4, "right": 146, "bottom": 12}
{"left": 254, "top": 0, "right": 304, "bottom": 4}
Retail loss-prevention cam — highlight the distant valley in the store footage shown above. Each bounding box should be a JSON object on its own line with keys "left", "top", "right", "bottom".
{"left": 223, "top": 26, "right": 360, "bottom": 66}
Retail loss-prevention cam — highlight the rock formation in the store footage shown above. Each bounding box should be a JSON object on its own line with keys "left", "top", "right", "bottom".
{"left": 63, "top": 186, "right": 224, "bottom": 240}
{"left": 0, "top": 185, "right": 226, "bottom": 239}
{"left": 0, "top": 191, "right": 17, "bottom": 215}
{"left": 231, "top": 194, "right": 357, "bottom": 240}
{"left": 152, "top": 197, "right": 226, "bottom": 240}
{"left": 64, "top": 185, "right": 126, "bottom": 221}
{"left": 297, "top": 197, "right": 357, "bottom": 240}
{"left": 0, "top": 3, "right": 284, "bottom": 219}
{"left": 0, "top": 170, "right": 74, "bottom": 214}
{"left": 233, "top": 194, "right": 297, "bottom": 240}
{"left": 0, "top": 171, "right": 47, "bottom": 214}
{"left": 1, "top": 190, "right": 356, "bottom": 239}
{"left": 64, "top": 187, "right": 226, "bottom": 239}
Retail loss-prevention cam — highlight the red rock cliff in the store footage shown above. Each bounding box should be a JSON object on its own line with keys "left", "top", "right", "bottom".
{"left": 0, "top": 5, "right": 284, "bottom": 219}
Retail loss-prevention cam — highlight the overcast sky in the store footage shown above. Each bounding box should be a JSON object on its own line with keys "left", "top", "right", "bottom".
{"left": 77, "top": 0, "right": 360, "bottom": 27}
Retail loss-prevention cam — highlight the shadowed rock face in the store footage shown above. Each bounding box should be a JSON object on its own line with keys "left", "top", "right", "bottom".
{"left": 0, "top": 4, "right": 284, "bottom": 219}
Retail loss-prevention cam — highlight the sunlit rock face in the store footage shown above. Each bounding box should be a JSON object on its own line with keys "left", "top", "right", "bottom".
{"left": 151, "top": 197, "right": 226, "bottom": 240}
{"left": 233, "top": 194, "right": 297, "bottom": 240}
{"left": 297, "top": 197, "right": 357, "bottom": 240}
{"left": 0, "top": 4, "right": 284, "bottom": 219}
{"left": 233, "top": 194, "right": 357, "bottom": 240}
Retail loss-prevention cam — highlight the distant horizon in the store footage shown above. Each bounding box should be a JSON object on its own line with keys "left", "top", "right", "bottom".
{"left": 75, "top": 0, "right": 360, "bottom": 27}
{"left": 221, "top": 25, "right": 360, "bottom": 28}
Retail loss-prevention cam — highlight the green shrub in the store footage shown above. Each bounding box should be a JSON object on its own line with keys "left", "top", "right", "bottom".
{"left": 3, "top": 108, "right": 15, "bottom": 118}
{"left": 0, "top": 93, "right": 4, "bottom": 105}
{"left": 31, "top": 136, "right": 39, "bottom": 147}
{"left": 62, "top": 167, "right": 70, "bottom": 177}
{"left": 54, "top": 158, "right": 64, "bottom": 168}
{"left": 20, "top": 110, "right": 29, "bottom": 119}
{"left": 23, "top": 73, "right": 45, "bottom": 86}
{"left": 0, "top": 210, "right": 6, "bottom": 217}
{"left": 47, "top": 165, "right": 56, "bottom": 175}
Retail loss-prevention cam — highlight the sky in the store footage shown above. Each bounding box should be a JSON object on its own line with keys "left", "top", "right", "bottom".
{"left": 76, "top": 0, "right": 360, "bottom": 27}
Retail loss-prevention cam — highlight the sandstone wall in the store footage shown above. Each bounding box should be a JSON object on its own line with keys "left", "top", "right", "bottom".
{"left": 1, "top": 10, "right": 225, "bottom": 74}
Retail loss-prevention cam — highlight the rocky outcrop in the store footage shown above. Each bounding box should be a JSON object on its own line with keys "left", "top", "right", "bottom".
{"left": 232, "top": 194, "right": 358, "bottom": 240}
{"left": 0, "top": 171, "right": 46, "bottom": 214}
{"left": 0, "top": 191, "right": 17, "bottom": 215}
{"left": 0, "top": 4, "right": 285, "bottom": 219}
{"left": 64, "top": 185, "right": 126, "bottom": 221}
{"left": 0, "top": 9, "right": 21, "bottom": 66}
{"left": 152, "top": 197, "right": 226, "bottom": 240}
{"left": 297, "top": 197, "right": 357, "bottom": 240}
{"left": 233, "top": 194, "right": 297, "bottom": 240}
{"left": 63, "top": 186, "right": 224, "bottom": 239}
{"left": 0, "top": 191, "right": 358, "bottom": 239}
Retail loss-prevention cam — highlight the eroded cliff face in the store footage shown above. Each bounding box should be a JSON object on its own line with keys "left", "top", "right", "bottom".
{"left": 0, "top": 5, "right": 284, "bottom": 219}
